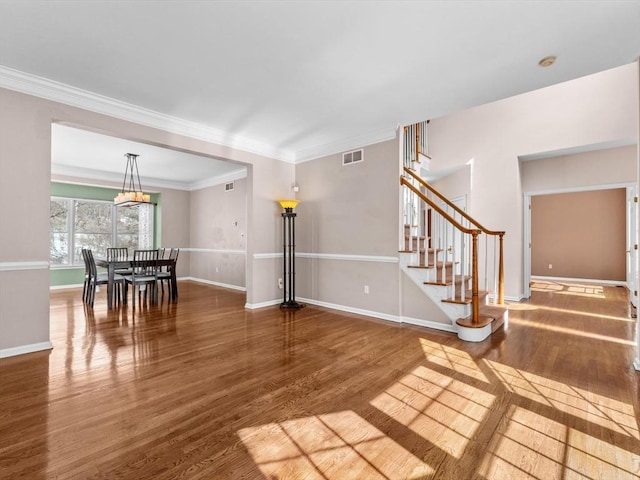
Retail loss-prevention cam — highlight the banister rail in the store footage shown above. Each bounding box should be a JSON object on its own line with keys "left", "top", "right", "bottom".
{"left": 400, "top": 166, "right": 505, "bottom": 306}
{"left": 404, "top": 167, "right": 503, "bottom": 236}
{"left": 401, "top": 177, "right": 477, "bottom": 235}
{"left": 401, "top": 176, "right": 482, "bottom": 324}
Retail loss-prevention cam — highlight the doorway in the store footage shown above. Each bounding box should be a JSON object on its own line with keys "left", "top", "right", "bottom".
{"left": 523, "top": 184, "right": 634, "bottom": 299}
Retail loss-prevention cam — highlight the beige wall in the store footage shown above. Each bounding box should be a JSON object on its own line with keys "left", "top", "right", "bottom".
{"left": 429, "top": 63, "right": 638, "bottom": 299}
{"left": 1, "top": 62, "right": 637, "bottom": 355}
{"left": 0, "top": 87, "right": 293, "bottom": 355}
{"left": 189, "top": 177, "right": 247, "bottom": 288}
{"left": 531, "top": 189, "right": 626, "bottom": 281}
{"left": 51, "top": 172, "right": 193, "bottom": 278}
{"left": 431, "top": 165, "right": 471, "bottom": 204}
{"left": 295, "top": 139, "right": 402, "bottom": 317}
{"left": 520, "top": 145, "right": 636, "bottom": 193}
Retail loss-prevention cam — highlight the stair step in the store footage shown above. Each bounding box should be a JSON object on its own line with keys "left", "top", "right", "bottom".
{"left": 441, "top": 289, "right": 487, "bottom": 305}
{"left": 456, "top": 304, "right": 508, "bottom": 330}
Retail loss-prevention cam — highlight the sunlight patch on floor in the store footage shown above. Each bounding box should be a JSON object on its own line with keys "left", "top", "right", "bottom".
{"left": 478, "top": 406, "right": 640, "bottom": 480}
{"left": 420, "top": 337, "right": 490, "bottom": 383}
{"left": 531, "top": 281, "right": 606, "bottom": 299}
{"left": 533, "top": 304, "right": 633, "bottom": 323}
{"left": 505, "top": 303, "right": 538, "bottom": 311}
{"left": 237, "top": 410, "right": 432, "bottom": 480}
{"left": 509, "top": 317, "right": 636, "bottom": 345}
{"left": 484, "top": 360, "right": 639, "bottom": 440}
{"left": 370, "top": 365, "right": 495, "bottom": 459}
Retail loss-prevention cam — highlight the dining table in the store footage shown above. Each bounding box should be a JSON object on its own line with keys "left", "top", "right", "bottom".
{"left": 95, "top": 257, "right": 178, "bottom": 309}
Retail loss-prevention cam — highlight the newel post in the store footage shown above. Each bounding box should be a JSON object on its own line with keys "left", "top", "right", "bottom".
{"left": 498, "top": 233, "right": 505, "bottom": 305}
{"left": 471, "top": 230, "right": 480, "bottom": 324}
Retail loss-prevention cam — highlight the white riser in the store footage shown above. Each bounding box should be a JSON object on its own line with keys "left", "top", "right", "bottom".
{"left": 401, "top": 254, "right": 469, "bottom": 324}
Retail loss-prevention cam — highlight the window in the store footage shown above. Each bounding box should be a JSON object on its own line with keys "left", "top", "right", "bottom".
{"left": 50, "top": 197, "right": 154, "bottom": 266}
{"left": 50, "top": 199, "right": 69, "bottom": 264}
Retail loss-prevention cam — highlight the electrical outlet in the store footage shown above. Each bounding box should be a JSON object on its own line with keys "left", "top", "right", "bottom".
{"left": 548, "top": 264, "right": 553, "bottom": 269}
{"left": 364, "top": 285, "right": 369, "bottom": 294}
{"left": 215, "top": 267, "right": 219, "bottom": 273}
{"left": 278, "top": 278, "right": 283, "bottom": 289}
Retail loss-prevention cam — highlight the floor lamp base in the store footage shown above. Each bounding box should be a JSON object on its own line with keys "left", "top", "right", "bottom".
{"left": 280, "top": 301, "right": 304, "bottom": 310}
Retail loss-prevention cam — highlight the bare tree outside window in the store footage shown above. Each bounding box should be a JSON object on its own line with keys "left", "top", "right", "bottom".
{"left": 50, "top": 197, "right": 153, "bottom": 266}
{"left": 50, "top": 199, "right": 69, "bottom": 265}
{"left": 74, "top": 201, "right": 112, "bottom": 263}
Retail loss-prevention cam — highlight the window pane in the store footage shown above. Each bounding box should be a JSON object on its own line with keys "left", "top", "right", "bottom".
{"left": 116, "top": 234, "right": 138, "bottom": 253}
{"left": 50, "top": 196, "right": 154, "bottom": 267}
{"left": 50, "top": 199, "right": 69, "bottom": 264}
{"left": 74, "top": 201, "right": 112, "bottom": 262}
{"left": 116, "top": 207, "right": 139, "bottom": 254}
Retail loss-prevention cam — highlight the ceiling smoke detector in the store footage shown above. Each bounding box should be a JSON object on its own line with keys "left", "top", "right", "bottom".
{"left": 538, "top": 55, "right": 557, "bottom": 67}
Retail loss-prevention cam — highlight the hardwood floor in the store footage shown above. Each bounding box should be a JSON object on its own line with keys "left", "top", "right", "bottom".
{"left": 1, "top": 280, "right": 639, "bottom": 479}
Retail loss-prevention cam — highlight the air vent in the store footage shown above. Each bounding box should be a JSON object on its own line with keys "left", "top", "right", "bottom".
{"left": 342, "top": 149, "right": 363, "bottom": 166}
{"left": 225, "top": 182, "right": 234, "bottom": 192}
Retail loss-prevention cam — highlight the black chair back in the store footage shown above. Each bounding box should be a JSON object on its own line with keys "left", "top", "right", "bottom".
{"left": 106, "top": 247, "right": 129, "bottom": 261}
{"left": 132, "top": 249, "right": 159, "bottom": 276}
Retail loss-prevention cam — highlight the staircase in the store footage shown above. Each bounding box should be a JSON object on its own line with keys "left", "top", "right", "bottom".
{"left": 400, "top": 121, "right": 508, "bottom": 342}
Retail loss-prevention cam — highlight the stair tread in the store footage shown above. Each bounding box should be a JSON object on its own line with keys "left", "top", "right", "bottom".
{"left": 456, "top": 304, "right": 508, "bottom": 329}
{"left": 441, "top": 289, "right": 488, "bottom": 304}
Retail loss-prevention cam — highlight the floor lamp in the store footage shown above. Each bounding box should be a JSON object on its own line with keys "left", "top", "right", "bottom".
{"left": 278, "top": 199, "right": 303, "bottom": 310}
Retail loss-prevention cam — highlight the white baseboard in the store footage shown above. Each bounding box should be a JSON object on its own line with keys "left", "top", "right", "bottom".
{"left": 180, "top": 277, "right": 246, "bottom": 292}
{"left": 298, "top": 297, "right": 400, "bottom": 323}
{"left": 531, "top": 276, "right": 625, "bottom": 287}
{"left": 245, "top": 299, "right": 281, "bottom": 309}
{"left": 50, "top": 283, "right": 84, "bottom": 290}
{"left": 0, "top": 341, "right": 53, "bottom": 359}
{"left": 401, "top": 316, "right": 457, "bottom": 333}
{"left": 488, "top": 293, "right": 526, "bottom": 303}
{"left": 248, "top": 296, "right": 459, "bottom": 334}
{"left": 299, "top": 298, "right": 460, "bottom": 334}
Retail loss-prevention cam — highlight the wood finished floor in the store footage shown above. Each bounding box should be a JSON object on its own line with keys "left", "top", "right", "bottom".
{"left": 1, "top": 280, "right": 639, "bottom": 479}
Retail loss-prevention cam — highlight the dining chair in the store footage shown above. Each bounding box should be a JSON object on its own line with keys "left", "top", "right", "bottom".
{"left": 125, "top": 249, "right": 159, "bottom": 308}
{"left": 158, "top": 248, "right": 179, "bottom": 299}
{"left": 81, "top": 248, "right": 92, "bottom": 304}
{"left": 106, "top": 247, "right": 132, "bottom": 275}
{"left": 83, "top": 249, "right": 125, "bottom": 308}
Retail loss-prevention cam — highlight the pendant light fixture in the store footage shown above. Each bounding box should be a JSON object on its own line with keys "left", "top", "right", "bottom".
{"left": 114, "top": 153, "right": 152, "bottom": 207}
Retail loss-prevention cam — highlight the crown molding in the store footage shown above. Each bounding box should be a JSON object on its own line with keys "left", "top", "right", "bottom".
{"left": 51, "top": 163, "right": 248, "bottom": 191}
{"left": 188, "top": 168, "right": 247, "bottom": 191}
{"left": 0, "top": 65, "right": 296, "bottom": 163}
{"left": 0, "top": 65, "right": 398, "bottom": 165}
{"left": 294, "top": 126, "right": 398, "bottom": 163}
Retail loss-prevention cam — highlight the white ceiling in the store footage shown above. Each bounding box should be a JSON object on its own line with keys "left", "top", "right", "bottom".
{"left": 1, "top": 1, "right": 639, "bottom": 184}
{"left": 50, "top": 124, "right": 246, "bottom": 191}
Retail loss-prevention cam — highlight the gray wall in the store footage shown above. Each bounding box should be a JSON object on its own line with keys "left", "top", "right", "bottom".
{"left": 295, "top": 139, "right": 403, "bottom": 318}
{"left": 429, "top": 63, "right": 638, "bottom": 299}
{"left": 189, "top": 177, "right": 247, "bottom": 289}
{"left": 0, "top": 87, "right": 293, "bottom": 356}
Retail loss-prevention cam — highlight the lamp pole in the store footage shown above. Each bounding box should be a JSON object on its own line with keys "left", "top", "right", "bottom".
{"left": 279, "top": 200, "right": 302, "bottom": 310}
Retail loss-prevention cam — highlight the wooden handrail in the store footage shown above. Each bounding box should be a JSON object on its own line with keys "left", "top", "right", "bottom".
{"left": 401, "top": 169, "right": 505, "bottom": 307}
{"left": 400, "top": 177, "right": 480, "bottom": 236}
{"left": 403, "top": 167, "right": 504, "bottom": 236}
{"left": 401, "top": 176, "right": 482, "bottom": 324}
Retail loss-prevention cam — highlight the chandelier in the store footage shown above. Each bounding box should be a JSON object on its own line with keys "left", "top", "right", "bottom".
{"left": 113, "top": 153, "right": 152, "bottom": 207}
